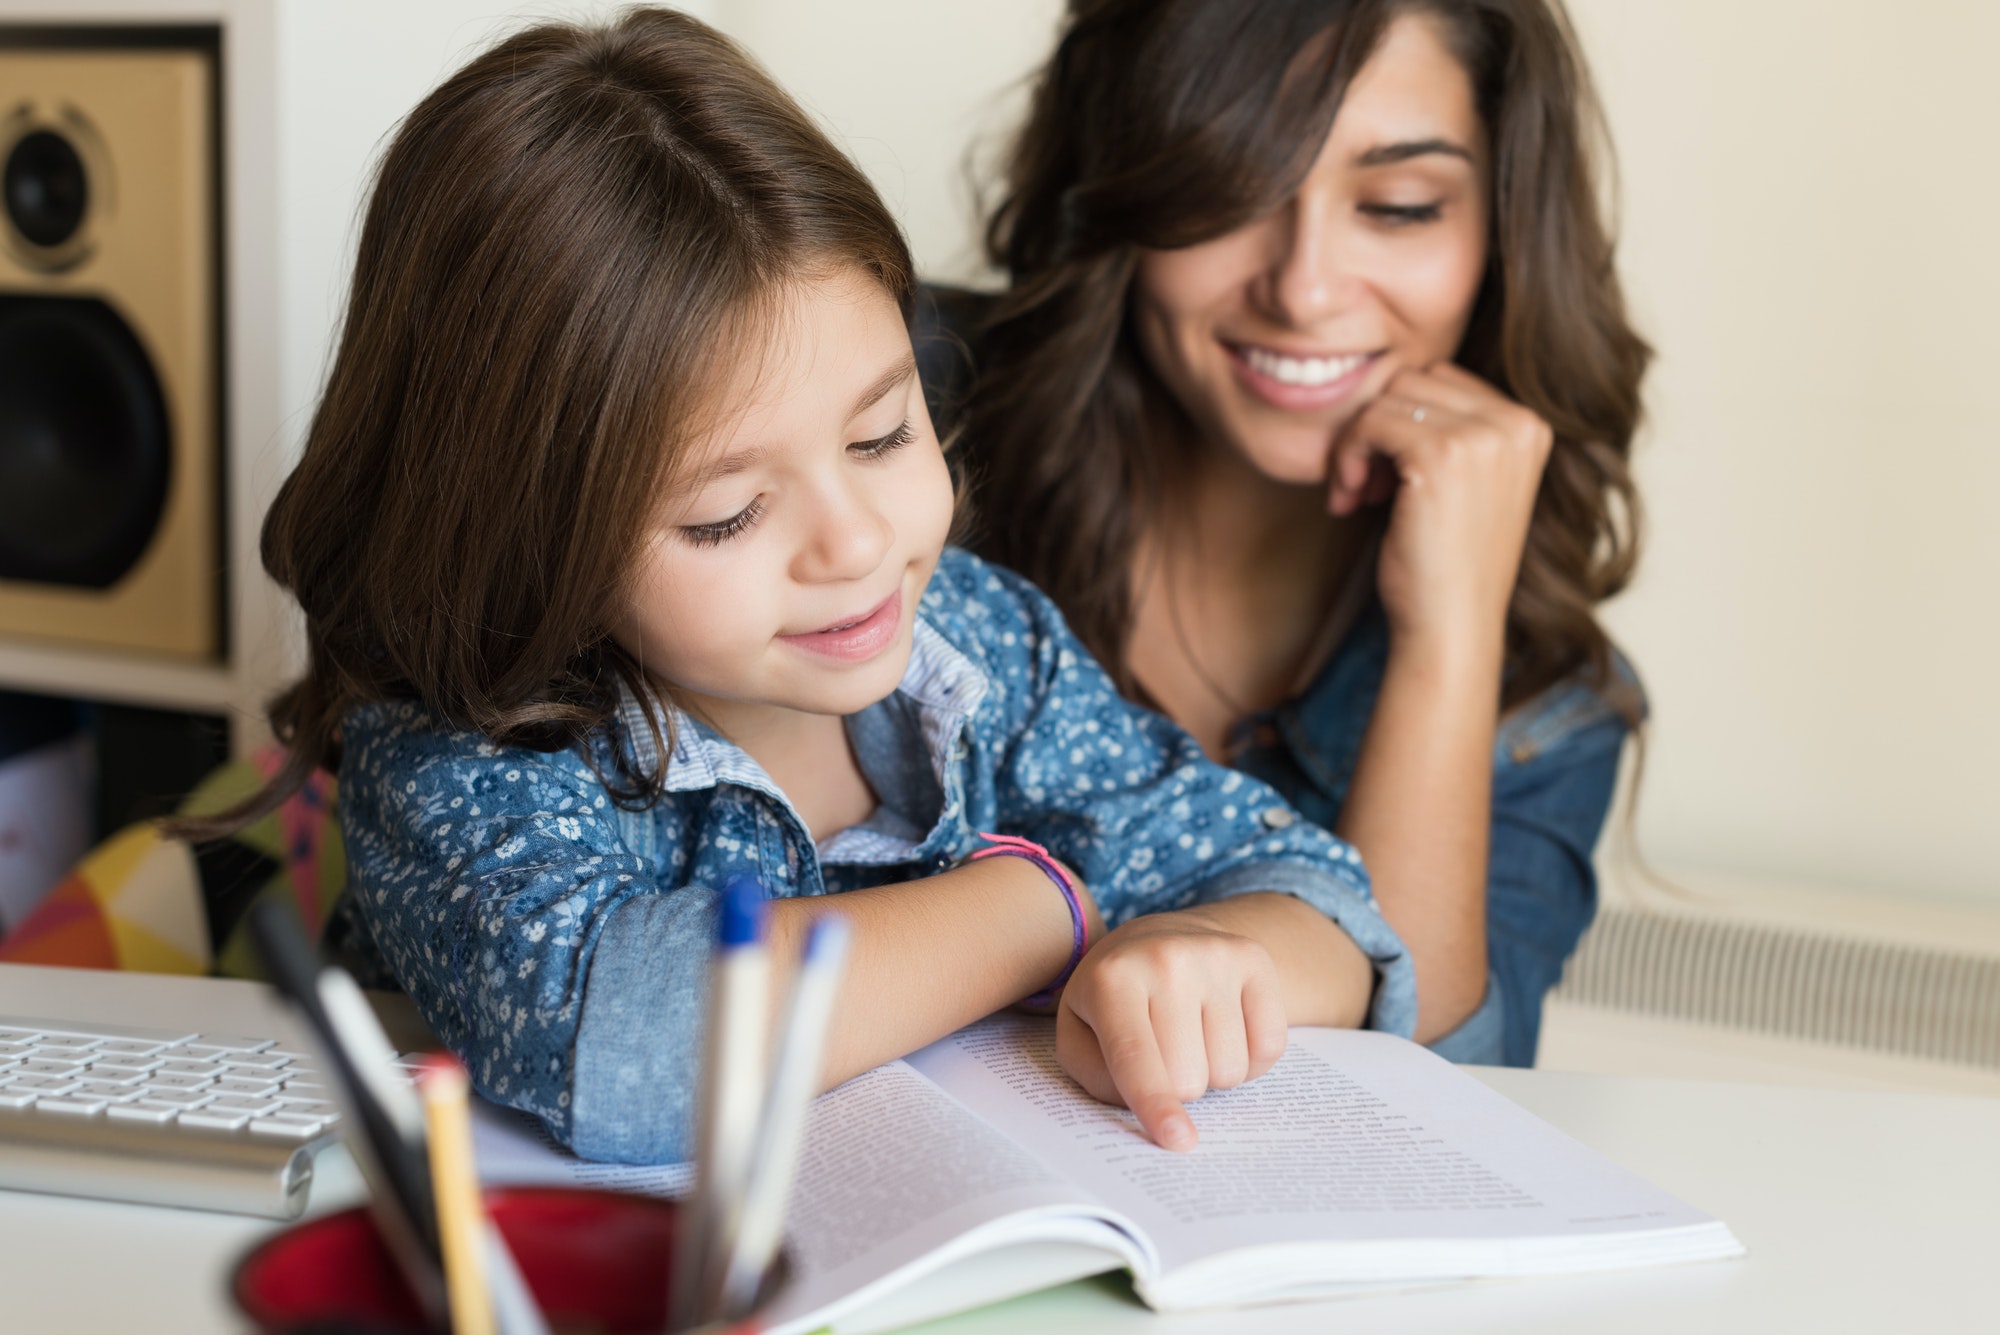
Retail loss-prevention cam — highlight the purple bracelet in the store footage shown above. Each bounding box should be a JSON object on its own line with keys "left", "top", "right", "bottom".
{"left": 969, "top": 833, "right": 1088, "bottom": 1007}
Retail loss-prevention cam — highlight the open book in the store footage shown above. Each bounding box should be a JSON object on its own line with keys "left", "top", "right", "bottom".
{"left": 474, "top": 1015, "right": 1744, "bottom": 1333}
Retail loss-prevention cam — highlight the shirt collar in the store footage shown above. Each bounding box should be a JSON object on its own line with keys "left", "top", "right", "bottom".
{"left": 612, "top": 613, "right": 990, "bottom": 806}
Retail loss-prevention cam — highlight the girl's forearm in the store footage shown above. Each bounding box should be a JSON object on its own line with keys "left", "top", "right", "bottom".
{"left": 768, "top": 856, "right": 1088, "bottom": 1089}
{"left": 1336, "top": 629, "right": 1500, "bottom": 1043}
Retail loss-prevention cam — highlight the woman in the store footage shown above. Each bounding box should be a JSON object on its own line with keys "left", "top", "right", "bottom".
{"left": 957, "top": 0, "right": 1647, "bottom": 1064}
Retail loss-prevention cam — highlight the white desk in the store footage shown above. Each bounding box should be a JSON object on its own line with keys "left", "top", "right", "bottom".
{"left": 3, "top": 962, "right": 1997, "bottom": 1333}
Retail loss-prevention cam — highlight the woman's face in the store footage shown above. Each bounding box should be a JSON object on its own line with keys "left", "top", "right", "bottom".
{"left": 1132, "top": 12, "right": 1490, "bottom": 487}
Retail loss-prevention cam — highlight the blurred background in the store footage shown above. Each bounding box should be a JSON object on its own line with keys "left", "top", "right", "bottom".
{"left": 0, "top": 1, "right": 1993, "bottom": 1084}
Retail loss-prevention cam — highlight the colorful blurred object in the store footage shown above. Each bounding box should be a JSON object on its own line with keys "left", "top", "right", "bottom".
{"left": 0, "top": 748, "right": 343, "bottom": 978}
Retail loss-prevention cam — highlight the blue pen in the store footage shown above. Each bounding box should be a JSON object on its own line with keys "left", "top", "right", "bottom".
{"left": 721, "top": 912, "right": 851, "bottom": 1318}
{"left": 673, "top": 874, "right": 770, "bottom": 1332}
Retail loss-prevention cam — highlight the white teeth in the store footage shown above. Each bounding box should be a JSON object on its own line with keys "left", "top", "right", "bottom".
{"left": 1241, "top": 346, "right": 1370, "bottom": 387}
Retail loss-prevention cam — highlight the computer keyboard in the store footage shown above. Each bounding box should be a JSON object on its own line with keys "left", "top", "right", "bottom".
{"left": 0, "top": 1012, "right": 379, "bottom": 1218}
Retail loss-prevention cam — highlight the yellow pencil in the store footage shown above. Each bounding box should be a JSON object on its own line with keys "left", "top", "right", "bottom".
{"left": 419, "top": 1055, "right": 496, "bottom": 1335}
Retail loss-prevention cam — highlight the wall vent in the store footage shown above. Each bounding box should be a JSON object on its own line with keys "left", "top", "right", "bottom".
{"left": 1553, "top": 908, "right": 2000, "bottom": 1070}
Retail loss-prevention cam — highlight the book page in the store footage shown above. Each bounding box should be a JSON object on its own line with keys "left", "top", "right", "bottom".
{"left": 907, "top": 1015, "right": 1731, "bottom": 1285}
{"left": 475, "top": 1058, "right": 1137, "bottom": 1334}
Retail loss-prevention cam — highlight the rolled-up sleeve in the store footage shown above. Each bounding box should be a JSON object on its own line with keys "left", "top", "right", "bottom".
{"left": 961, "top": 563, "right": 1415, "bottom": 1036}
{"left": 340, "top": 708, "right": 716, "bottom": 1160}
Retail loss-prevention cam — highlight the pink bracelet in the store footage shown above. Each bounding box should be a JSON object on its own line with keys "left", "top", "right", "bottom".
{"left": 969, "top": 833, "right": 1088, "bottom": 1006}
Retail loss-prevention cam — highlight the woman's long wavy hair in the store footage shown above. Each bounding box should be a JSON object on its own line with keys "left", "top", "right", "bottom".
{"left": 172, "top": 7, "right": 913, "bottom": 840}
{"left": 964, "top": 0, "right": 1647, "bottom": 723}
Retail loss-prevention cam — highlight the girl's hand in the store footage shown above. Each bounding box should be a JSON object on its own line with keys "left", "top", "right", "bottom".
{"left": 1054, "top": 906, "right": 1287, "bottom": 1151}
{"left": 1326, "top": 362, "right": 1553, "bottom": 654}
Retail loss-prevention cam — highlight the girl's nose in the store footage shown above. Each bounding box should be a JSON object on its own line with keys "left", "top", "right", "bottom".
{"left": 794, "top": 476, "right": 895, "bottom": 584}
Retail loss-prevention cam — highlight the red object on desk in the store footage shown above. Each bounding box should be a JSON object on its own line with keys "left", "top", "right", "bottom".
{"left": 232, "top": 1186, "right": 770, "bottom": 1333}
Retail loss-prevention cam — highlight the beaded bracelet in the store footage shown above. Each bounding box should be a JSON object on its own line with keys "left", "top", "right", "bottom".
{"left": 968, "top": 833, "right": 1088, "bottom": 1007}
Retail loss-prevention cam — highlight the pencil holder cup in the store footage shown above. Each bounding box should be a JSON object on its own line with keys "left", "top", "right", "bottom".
{"left": 230, "top": 1185, "right": 788, "bottom": 1334}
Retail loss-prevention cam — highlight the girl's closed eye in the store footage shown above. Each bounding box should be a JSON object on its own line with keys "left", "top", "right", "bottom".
{"left": 680, "top": 497, "right": 764, "bottom": 548}
{"left": 851, "top": 420, "right": 916, "bottom": 459}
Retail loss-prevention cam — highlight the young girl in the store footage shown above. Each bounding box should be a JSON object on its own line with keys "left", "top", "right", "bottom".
{"left": 211, "top": 9, "right": 1413, "bottom": 1163}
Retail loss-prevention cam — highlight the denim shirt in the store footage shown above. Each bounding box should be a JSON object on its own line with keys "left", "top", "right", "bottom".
{"left": 1228, "top": 600, "right": 1637, "bottom": 1068}
{"left": 338, "top": 547, "right": 1414, "bottom": 1162}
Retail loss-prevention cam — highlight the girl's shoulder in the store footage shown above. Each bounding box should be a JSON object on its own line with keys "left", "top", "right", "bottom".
{"left": 339, "top": 699, "right": 611, "bottom": 806}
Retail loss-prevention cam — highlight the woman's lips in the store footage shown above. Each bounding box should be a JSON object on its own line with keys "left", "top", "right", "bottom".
{"left": 779, "top": 589, "right": 903, "bottom": 662}
{"left": 1225, "top": 340, "right": 1379, "bottom": 412}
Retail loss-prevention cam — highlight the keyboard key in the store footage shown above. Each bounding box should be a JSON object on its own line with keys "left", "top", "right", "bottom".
{"left": 93, "top": 1039, "right": 170, "bottom": 1056}
{"left": 37, "top": 1096, "right": 109, "bottom": 1116}
{"left": 177, "top": 1108, "right": 253, "bottom": 1131}
{"left": 32, "top": 1034, "right": 103, "bottom": 1051}
{"left": 149, "top": 1072, "right": 219, "bottom": 1091}
{"left": 209, "top": 1096, "right": 285, "bottom": 1117}
{"left": 9, "top": 1075, "right": 81, "bottom": 1094}
{"left": 136, "top": 1088, "right": 213, "bottom": 1108}
{"left": 75, "top": 1082, "right": 147, "bottom": 1102}
{"left": 80, "top": 1067, "right": 151, "bottom": 1086}
{"left": 0, "top": 1027, "right": 43, "bottom": 1043}
{"left": 0, "top": 1041, "right": 33, "bottom": 1057}
{"left": 221, "top": 1052, "right": 293, "bottom": 1072}
{"left": 20, "top": 1059, "right": 89, "bottom": 1077}
{"left": 106, "top": 1101, "right": 180, "bottom": 1124}
{"left": 0, "top": 1088, "right": 37, "bottom": 1108}
{"left": 158, "top": 1059, "right": 227, "bottom": 1078}
{"left": 278, "top": 1099, "right": 339, "bottom": 1118}
{"left": 215, "top": 1076, "right": 282, "bottom": 1097}
{"left": 278, "top": 1079, "right": 327, "bottom": 1096}
{"left": 189, "top": 1035, "right": 277, "bottom": 1054}
{"left": 249, "top": 1115, "right": 329, "bottom": 1140}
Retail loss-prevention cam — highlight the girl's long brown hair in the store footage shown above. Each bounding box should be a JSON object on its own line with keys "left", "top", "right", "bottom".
{"left": 174, "top": 7, "right": 913, "bottom": 840}
{"left": 964, "top": 0, "right": 1648, "bottom": 722}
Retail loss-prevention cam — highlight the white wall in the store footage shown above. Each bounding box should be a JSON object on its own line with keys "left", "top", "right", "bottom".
{"left": 1565, "top": 0, "right": 2000, "bottom": 906}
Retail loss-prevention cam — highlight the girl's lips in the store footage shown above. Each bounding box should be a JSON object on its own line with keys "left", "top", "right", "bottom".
{"left": 779, "top": 589, "right": 903, "bottom": 662}
{"left": 1224, "top": 341, "right": 1380, "bottom": 412}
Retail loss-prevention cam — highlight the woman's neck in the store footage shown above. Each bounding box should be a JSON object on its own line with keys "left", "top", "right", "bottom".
{"left": 1126, "top": 438, "right": 1364, "bottom": 758}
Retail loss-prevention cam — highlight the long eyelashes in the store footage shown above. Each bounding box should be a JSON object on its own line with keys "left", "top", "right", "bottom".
{"left": 1361, "top": 201, "right": 1444, "bottom": 226}
{"left": 681, "top": 497, "right": 765, "bottom": 548}
{"left": 852, "top": 420, "right": 916, "bottom": 458}
{"left": 677, "top": 420, "right": 917, "bottom": 548}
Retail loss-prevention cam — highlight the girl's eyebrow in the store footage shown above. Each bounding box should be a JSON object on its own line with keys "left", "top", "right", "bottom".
{"left": 849, "top": 354, "right": 918, "bottom": 422}
{"left": 1354, "top": 137, "right": 1474, "bottom": 167}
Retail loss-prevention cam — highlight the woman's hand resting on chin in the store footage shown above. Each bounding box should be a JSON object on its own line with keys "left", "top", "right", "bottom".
{"left": 1327, "top": 362, "right": 1554, "bottom": 653}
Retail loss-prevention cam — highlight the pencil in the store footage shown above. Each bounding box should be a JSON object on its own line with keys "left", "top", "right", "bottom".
{"left": 419, "top": 1055, "right": 497, "bottom": 1335}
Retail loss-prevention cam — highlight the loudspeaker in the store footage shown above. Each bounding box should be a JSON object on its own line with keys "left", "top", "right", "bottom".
{"left": 0, "top": 30, "right": 220, "bottom": 660}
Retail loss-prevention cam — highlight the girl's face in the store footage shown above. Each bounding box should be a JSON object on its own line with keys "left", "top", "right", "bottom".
{"left": 616, "top": 267, "right": 955, "bottom": 733}
{"left": 1132, "top": 13, "right": 1490, "bottom": 487}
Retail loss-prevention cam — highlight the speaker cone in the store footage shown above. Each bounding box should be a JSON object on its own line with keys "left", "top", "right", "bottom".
{"left": 0, "top": 295, "right": 171, "bottom": 588}
{"left": 4, "top": 128, "right": 89, "bottom": 250}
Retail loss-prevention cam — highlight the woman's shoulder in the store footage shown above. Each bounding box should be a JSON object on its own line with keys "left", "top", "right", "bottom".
{"left": 1494, "top": 650, "right": 1646, "bottom": 771}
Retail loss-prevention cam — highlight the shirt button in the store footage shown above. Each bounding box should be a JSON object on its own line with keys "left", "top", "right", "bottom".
{"left": 1259, "top": 806, "right": 1295, "bottom": 830}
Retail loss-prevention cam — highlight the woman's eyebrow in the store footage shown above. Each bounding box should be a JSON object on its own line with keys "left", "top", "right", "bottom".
{"left": 1354, "top": 137, "right": 1474, "bottom": 167}
{"left": 848, "top": 353, "right": 918, "bottom": 421}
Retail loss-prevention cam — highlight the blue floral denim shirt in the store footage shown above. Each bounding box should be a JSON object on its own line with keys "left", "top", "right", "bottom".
{"left": 1228, "top": 600, "right": 1637, "bottom": 1068}
{"left": 338, "top": 548, "right": 1414, "bottom": 1163}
